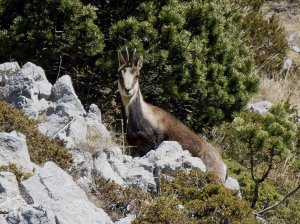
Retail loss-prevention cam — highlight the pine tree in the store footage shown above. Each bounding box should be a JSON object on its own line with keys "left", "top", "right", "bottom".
{"left": 0, "top": 0, "right": 104, "bottom": 80}
{"left": 97, "top": 0, "right": 258, "bottom": 132}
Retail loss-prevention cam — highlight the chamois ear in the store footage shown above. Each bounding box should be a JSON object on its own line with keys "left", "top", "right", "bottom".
{"left": 118, "top": 51, "right": 126, "bottom": 68}
{"left": 137, "top": 56, "right": 143, "bottom": 71}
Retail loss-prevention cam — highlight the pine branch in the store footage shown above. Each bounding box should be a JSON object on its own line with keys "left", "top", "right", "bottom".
{"left": 254, "top": 183, "right": 300, "bottom": 216}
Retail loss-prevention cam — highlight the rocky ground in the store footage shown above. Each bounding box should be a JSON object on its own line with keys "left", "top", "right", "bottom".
{"left": 0, "top": 62, "right": 241, "bottom": 224}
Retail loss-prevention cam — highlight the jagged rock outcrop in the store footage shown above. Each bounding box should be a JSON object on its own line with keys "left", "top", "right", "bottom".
{"left": 0, "top": 162, "right": 113, "bottom": 224}
{"left": 22, "top": 161, "right": 112, "bottom": 224}
{"left": 0, "top": 171, "right": 53, "bottom": 224}
{"left": 0, "top": 61, "right": 241, "bottom": 223}
{"left": 0, "top": 131, "right": 35, "bottom": 173}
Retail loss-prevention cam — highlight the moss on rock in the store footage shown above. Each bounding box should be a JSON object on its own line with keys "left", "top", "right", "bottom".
{"left": 0, "top": 101, "right": 72, "bottom": 169}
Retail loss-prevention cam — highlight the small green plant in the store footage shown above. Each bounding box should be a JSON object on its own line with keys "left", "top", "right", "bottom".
{"left": 220, "top": 102, "right": 298, "bottom": 208}
{"left": 92, "top": 169, "right": 257, "bottom": 223}
{"left": 133, "top": 169, "right": 257, "bottom": 224}
{"left": 0, "top": 163, "right": 32, "bottom": 182}
{"left": 92, "top": 176, "right": 151, "bottom": 222}
{"left": 0, "top": 101, "right": 73, "bottom": 169}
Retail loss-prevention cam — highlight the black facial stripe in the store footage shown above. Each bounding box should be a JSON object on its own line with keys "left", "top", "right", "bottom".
{"left": 118, "top": 68, "right": 138, "bottom": 91}
{"left": 118, "top": 63, "right": 132, "bottom": 72}
{"left": 119, "top": 75, "right": 125, "bottom": 89}
{"left": 131, "top": 76, "right": 138, "bottom": 89}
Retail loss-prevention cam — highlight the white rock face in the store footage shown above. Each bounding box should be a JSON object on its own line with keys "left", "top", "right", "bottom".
{"left": 93, "top": 142, "right": 207, "bottom": 193}
{"left": 50, "top": 75, "right": 85, "bottom": 113}
{"left": 0, "top": 62, "right": 20, "bottom": 83}
{"left": 0, "top": 172, "right": 53, "bottom": 224}
{"left": 0, "top": 172, "right": 26, "bottom": 213}
{"left": 21, "top": 62, "right": 52, "bottom": 100}
{"left": 247, "top": 101, "right": 272, "bottom": 114}
{"left": 22, "top": 162, "right": 113, "bottom": 224}
{"left": 0, "top": 131, "right": 34, "bottom": 172}
{"left": 144, "top": 141, "right": 206, "bottom": 173}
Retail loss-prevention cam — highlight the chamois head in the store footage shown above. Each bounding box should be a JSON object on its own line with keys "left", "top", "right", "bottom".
{"left": 118, "top": 48, "right": 143, "bottom": 97}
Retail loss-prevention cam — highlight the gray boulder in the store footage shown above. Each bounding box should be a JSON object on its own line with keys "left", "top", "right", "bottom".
{"left": 0, "top": 62, "right": 52, "bottom": 119}
{"left": 22, "top": 161, "right": 113, "bottom": 224}
{"left": 21, "top": 62, "right": 52, "bottom": 100}
{"left": 0, "top": 172, "right": 26, "bottom": 214}
{"left": 225, "top": 177, "right": 241, "bottom": 197}
{"left": 0, "top": 71, "right": 34, "bottom": 109}
{"left": 86, "top": 104, "right": 112, "bottom": 152}
{"left": 0, "top": 172, "right": 52, "bottom": 224}
{"left": 93, "top": 141, "right": 207, "bottom": 193}
{"left": 49, "top": 75, "right": 85, "bottom": 114}
{"left": 0, "top": 62, "right": 20, "bottom": 83}
{"left": 71, "top": 149, "right": 94, "bottom": 192}
{"left": 0, "top": 131, "right": 35, "bottom": 173}
{"left": 143, "top": 141, "right": 206, "bottom": 173}
{"left": 247, "top": 101, "right": 272, "bottom": 114}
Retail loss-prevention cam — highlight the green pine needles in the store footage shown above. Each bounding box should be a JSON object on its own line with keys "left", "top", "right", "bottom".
{"left": 100, "top": 0, "right": 259, "bottom": 132}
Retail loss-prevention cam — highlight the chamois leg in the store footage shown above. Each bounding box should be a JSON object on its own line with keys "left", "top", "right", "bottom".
{"left": 137, "top": 131, "right": 158, "bottom": 149}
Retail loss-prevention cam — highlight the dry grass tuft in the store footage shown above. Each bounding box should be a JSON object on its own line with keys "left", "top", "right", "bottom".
{"left": 251, "top": 72, "right": 300, "bottom": 112}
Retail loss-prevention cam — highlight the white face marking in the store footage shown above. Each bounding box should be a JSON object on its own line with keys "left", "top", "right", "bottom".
{"left": 118, "top": 67, "right": 139, "bottom": 97}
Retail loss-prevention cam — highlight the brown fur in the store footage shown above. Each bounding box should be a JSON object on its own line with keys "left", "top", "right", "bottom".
{"left": 148, "top": 105, "right": 227, "bottom": 182}
{"left": 118, "top": 51, "right": 227, "bottom": 183}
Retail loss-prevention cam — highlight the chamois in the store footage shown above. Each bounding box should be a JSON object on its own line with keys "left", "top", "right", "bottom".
{"left": 118, "top": 49, "right": 227, "bottom": 182}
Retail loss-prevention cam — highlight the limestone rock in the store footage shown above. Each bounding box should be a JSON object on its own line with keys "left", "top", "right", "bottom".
{"left": 247, "top": 101, "right": 272, "bottom": 114}
{"left": 49, "top": 75, "right": 85, "bottom": 114}
{"left": 143, "top": 141, "right": 206, "bottom": 173}
{"left": 0, "top": 131, "right": 34, "bottom": 173}
{"left": 21, "top": 62, "right": 52, "bottom": 100}
{"left": 0, "top": 172, "right": 52, "bottom": 224}
{"left": 0, "top": 71, "right": 34, "bottom": 109}
{"left": 22, "top": 162, "right": 113, "bottom": 224}
{"left": 0, "top": 62, "right": 20, "bottom": 83}
{"left": 0, "top": 172, "right": 26, "bottom": 214}
{"left": 93, "top": 142, "right": 208, "bottom": 193}
{"left": 86, "top": 105, "right": 112, "bottom": 152}
{"left": 71, "top": 149, "right": 94, "bottom": 192}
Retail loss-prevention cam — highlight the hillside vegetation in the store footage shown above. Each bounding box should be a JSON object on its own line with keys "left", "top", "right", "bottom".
{"left": 0, "top": 0, "right": 300, "bottom": 223}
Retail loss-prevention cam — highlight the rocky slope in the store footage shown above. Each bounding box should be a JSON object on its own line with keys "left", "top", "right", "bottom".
{"left": 0, "top": 62, "right": 240, "bottom": 224}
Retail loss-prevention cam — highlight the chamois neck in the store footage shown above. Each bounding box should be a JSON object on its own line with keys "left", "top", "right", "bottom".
{"left": 120, "top": 84, "right": 145, "bottom": 118}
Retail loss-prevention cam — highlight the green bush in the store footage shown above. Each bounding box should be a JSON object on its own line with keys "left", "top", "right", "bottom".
{"left": 133, "top": 169, "right": 258, "bottom": 224}
{"left": 93, "top": 169, "right": 257, "bottom": 223}
{"left": 225, "top": 159, "right": 282, "bottom": 210}
{"left": 0, "top": 0, "right": 104, "bottom": 80}
{"left": 95, "top": 0, "right": 258, "bottom": 132}
{"left": 219, "top": 102, "right": 298, "bottom": 209}
{"left": 236, "top": 0, "right": 288, "bottom": 74}
{"left": 0, "top": 101, "right": 72, "bottom": 169}
{"left": 92, "top": 176, "right": 151, "bottom": 222}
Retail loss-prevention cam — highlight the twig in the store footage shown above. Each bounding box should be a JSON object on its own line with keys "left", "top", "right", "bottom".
{"left": 52, "top": 116, "right": 78, "bottom": 139}
{"left": 121, "top": 118, "right": 125, "bottom": 154}
{"left": 254, "top": 183, "right": 300, "bottom": 216}
{"left": 56, "top": 55, "right": 63, "bottom": 82}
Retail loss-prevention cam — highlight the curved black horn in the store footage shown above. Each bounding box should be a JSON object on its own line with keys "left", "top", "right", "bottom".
{"left": 131, "top": 48, "right": 136, "bottom": 65}
{"left": 125, "top": 47, "right": 129, "bottom": 62}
